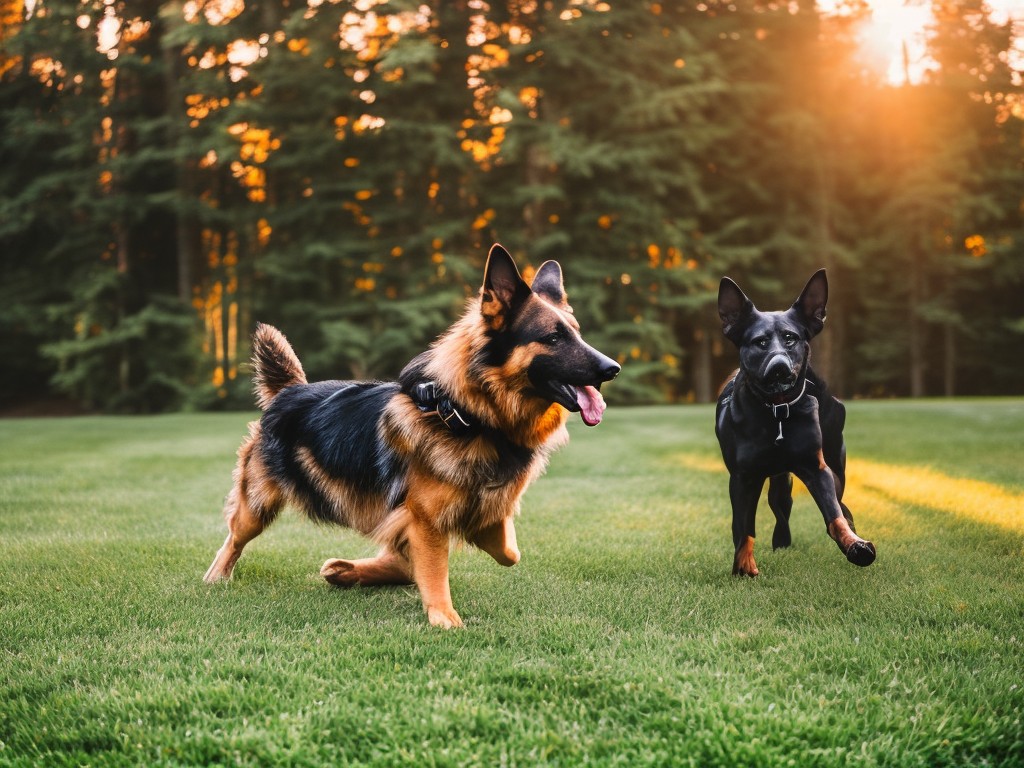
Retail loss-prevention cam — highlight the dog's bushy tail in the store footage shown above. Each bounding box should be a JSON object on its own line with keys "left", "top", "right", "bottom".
{"left": 251, "top": 323, "right": 307, "bottom": 410}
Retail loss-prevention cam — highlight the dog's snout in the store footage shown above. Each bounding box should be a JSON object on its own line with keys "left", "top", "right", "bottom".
{"left": 765, "top": 354, "right": 793, "bottom": 382}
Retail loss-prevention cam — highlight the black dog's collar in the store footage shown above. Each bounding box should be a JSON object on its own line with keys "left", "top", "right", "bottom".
{"left": 764, "top": 379, "right": 807, "bottom": 443}
{"left": 765, "top": 379, "right": 807, "bottom": 420}
{"left": 409, "top": 381, "right": 474, "bottom": 435}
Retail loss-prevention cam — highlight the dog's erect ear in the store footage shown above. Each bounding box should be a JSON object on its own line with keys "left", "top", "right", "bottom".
{"left": 531, "top": 260, "right": 568, "bottom": 307}
{"left": 793, "top": 269, "right": 828, "bottom": 338}
{"left": 481, "top": 244, "right": 530, "bottom": 330}
{"left": 718, "top": 277, "right": 755, "bottom": 344}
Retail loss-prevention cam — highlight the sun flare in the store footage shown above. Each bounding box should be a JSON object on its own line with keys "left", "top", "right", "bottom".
{"left": 859, "top": 2, "right": 932, "bottom": 84}
{"left": 821, "top": 0, "right": 1022, "bottom": 85}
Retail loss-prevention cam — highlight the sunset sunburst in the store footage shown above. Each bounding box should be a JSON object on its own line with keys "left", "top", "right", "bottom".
{"left": 821, "top": 0, "right": 1022, "bottom": 85}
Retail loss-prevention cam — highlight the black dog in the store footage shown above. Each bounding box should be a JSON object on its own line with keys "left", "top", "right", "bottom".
{"left": 715, "top": 269, "right": 875, "bottom": 576}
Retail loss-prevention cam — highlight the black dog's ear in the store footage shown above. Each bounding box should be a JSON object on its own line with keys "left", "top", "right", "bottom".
{"left": 531, "top": 260, "right": 568, "bottom": 307}
{"left": 793, "top": 269, "right": 828, "bottom": 338}
{"left": 718, "top": 277, "right": 755, "bottom": 344}
{"left": 481, "top": 244, "right": 530, "bottom": 330}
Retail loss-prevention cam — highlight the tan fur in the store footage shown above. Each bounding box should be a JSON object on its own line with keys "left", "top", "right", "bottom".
{"left": 320, "top": 550, "right": 411, "bottom": 588}
{"left": 827, "top": 517, "right": 869, "bottom": 555}
{"left": 733, "top": 536, "right": 759, "bottom": 577}
{"left": 470, "top": 517, "right": 520, "bottom": 567}
{"left": 203, "top": 421, "right": 282, "bottom": 582}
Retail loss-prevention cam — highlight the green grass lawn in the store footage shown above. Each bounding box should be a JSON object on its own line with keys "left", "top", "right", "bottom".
{"left": 1, "top": 401, "right": 1022, "bottom": 767}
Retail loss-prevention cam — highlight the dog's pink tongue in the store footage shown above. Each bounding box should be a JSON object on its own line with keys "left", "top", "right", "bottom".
{"left": 576, "top": 385, "right": 606, "bottom": 427}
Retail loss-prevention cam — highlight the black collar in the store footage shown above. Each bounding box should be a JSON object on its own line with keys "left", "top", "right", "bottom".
{"left": 408, "top": 381, "right": 474, "bottom": 435}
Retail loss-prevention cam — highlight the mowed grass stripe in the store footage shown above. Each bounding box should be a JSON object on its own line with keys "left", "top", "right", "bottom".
{"left": 0, "top": 402, "right": 1022, "bottom": 767}
{"left": 673, "top": 453, "right": 1024, "bottom": 535}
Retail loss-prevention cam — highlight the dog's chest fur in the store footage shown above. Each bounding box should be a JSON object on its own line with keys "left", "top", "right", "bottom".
{"left": 717, "top": 373, "right": 824, "bottom": 475}
{"left": 380, "top": 396, "right": 567, "bottom": 533}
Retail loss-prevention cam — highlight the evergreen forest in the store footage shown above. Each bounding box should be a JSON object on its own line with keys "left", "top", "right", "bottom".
{"left": 1, "top": 0, "right": 1022, "bottom": 413}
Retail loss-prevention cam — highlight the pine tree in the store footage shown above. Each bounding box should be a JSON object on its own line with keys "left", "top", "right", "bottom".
{"left": 2, "top": 0, "right": 1022, "bottom": 409}
{"left": 847, "top": 0, "right": 1024, "bottom": 396}
{"left": 470, "top": 1, "right": 736, "bottom": 402}
{"left": 0, "top": 0, "right": 194, "bottom": 411}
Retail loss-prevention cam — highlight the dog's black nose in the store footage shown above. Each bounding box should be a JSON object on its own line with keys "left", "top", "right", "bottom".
{"left": 765, "top": 354, "right": 795, "bottom": 384}
{"left": 600, "top": 360, "right": 621, "bottom": 382}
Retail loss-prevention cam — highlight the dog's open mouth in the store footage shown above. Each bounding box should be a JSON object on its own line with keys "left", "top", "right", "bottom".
{"left": 550, "top": 382, "right": 607, "bottom": 426}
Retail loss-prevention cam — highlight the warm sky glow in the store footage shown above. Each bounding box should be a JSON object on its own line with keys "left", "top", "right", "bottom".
{"left": 821, "top": 0, "right": 1023, "bottom": 85}
{"left": 860, "top": 1, "right": 932, "bottom": 84}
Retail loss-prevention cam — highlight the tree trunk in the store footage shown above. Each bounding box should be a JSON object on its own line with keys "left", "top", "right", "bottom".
{"left": 943, "top": 321, "right": 955, "bottom": 397}
{"left": 160, "top": 2, "right": 199, "bottom": 305}
{"left": 909, "top": 254, "right": 925, "bottom": 398}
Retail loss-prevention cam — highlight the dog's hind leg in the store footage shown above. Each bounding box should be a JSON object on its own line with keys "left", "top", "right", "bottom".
{"left": 204, "top": 427, "right": 283, "bottom": 582}
{"left": 321, "top": 549, "right": 412, "bottom": 588}
{"left": 730, "top": 474, "right": 764, "bottom": 576}
{"left": 203, "top": 485, "right": 274, "bottom": 583}
{"left": 767, "top": 473, "right": 793, "bottom": 550}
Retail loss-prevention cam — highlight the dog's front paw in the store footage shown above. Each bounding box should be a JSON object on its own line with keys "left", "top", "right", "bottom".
{"left": 427, "top": 605, "right": 464, "bottom": 629}
{"left": 828, "top": 519, "right": 876, "bottom": 567}
{"left": 321, "top": 558, "right": 359, "bottom": 588}
{"left": 732, "top": 561, "right": 760, "bottom": 577}
{"left": 732, "top": 536, "right": 759, "bottom": 577}
{"left": 844, "top": 539, "right": 876, "bottom": 567}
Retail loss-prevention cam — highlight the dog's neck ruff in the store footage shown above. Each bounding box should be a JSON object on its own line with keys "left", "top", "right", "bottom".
{"left": 763, "top": 378, "right": 807, "bottom": 444}
{"left": 409, "top": 380, "right": 474, "bottom": 435}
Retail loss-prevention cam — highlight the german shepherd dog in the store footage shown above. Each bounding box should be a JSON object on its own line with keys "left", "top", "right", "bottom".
{"left": 715, "top": 269, "right": 875, "bottom": 576}
{"left": 204, "top": 244, "right": 620, "bottom": 627}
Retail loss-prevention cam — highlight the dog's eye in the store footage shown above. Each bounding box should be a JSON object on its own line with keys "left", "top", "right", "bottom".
{"left": 539, "top": 332, "right": 561, "bottom": 346}
{"left": 755, "top": 337, "right": 769, "bottom": 349}
{"left": 782, "top": 333, "right": 799, "bottom": 347}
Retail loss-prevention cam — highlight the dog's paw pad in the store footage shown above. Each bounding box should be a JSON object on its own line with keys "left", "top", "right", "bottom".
{"left": 320, "top": 558, "right": 359, "bottom": 588}
{"left": 845, "top": 540, "right": 876, "bottom": 567}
